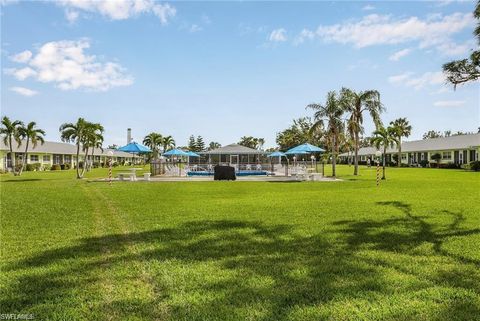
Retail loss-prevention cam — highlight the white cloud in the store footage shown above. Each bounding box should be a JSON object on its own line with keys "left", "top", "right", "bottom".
{"left": 293, "top": 28, "right": 315, "bottom": 45}
{"left": 57, "top": 0, "right": 176, "bottom": 24}
{"left": 189, "top": 24, "right": 202, "bottom": 33}
{"left": 10, "top": 50, "right": 32, "bottom": 63}
{"left": 5, "top": 39, "right": 133, "bottom": 92}
{"left": 269, "top": 28, "right": 287, "bottom": 42}
{"left": 9, "top": 86, "right": 38, "bottom": 97}
{"left": 436, "top": 39, "right": 476, "bottom": 56}
{"left": 433, "top": 100, "right": 465, "bottom": 107}
{"left": 297, "top": 12, "right": 474, "bottom": 55}
{"left": 389, "top": 71, "right": 445, "bottom": 90}
{"left": 5, "top": 67, "right": 37, "bottom": 80}
{"left": 362, "top": 5, "right": 375, "bottom": 11}
{"left": 389, "top": 48, "right": 412, "bottom": 61}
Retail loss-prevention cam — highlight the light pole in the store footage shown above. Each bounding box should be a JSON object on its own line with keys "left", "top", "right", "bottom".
{"left": 107, "top": 151, "right": 114, "bottom": 185}
{"left": 375, "top": 151, "right": 381, "bottom": 187}
{"left": 311, "top": 155, "right": 316, "bottom": 172}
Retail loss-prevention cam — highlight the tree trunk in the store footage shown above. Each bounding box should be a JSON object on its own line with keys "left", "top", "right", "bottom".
{"left": 353, "top": 130, "right": 359, "bottom": 175}
{"left": 9, "top": 135, "right": 16, "bottom": 175}
{"left": 19, "top": 139, "right": 29, "bottom": 176}
{"left": 80, "top": 148, "right": 89, "bottom": 178}
{"left": 89, "top": 148, "right": 95, "bottom": 171}
{"left": 76, "top": 143, "right": 81, "bottom": 179}
{"left": 397, "top": 138, "right": 402, "bottom": 167}
{"left": 382, "top": 146, "right": 386, "bottom": 180}
{"left": 332, "top": 133, "right": 336, "bottom": 178}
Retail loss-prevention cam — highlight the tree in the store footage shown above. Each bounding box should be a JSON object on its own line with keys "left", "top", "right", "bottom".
{"left": 196, "top": 136, "right": 205, "bottom": 152}
{"left": 17, "top": 122, "right": 45, "bottom": 175}
{"left": 370, "top": 126, "right": 395, "bottom": 180}
{"left": 0, "top": 116, "right": 23, "bottom": 175}
{"left": 276, "top": 117, "right": 323, "bottom": 151}
{"left": 59, "top": 118, "right": 89, "bottom": 179}
{"left": 88, "top": 127, "right": 104, "bottom": 170}
{"left": 208, "top": 141, "right": 221, "bottom": 151}
{"left": 389, "top": 118, "right": 412, "bottom": 167}
{"left": 188, "top": 135, "right": 197, "bottom": 151}
{"left": 340, "top": 88, "right": 384, "bottom": 176}
{"left": 162, "top": 135, "right": 175, "bottom": 152}
{"left": 423, "top": 130, "right": 442, "bottom": 140}
{"left": 80, "top": 122, "right": 104, "bottom": 177}
{"left": 306, "top": 91, "right": 345, "bottom": 178}
{"left": 107, "top": 144, "right": 118, "bottom": 149}
{"left": 443, "top": 1, "right": 480, "bottom": 88}
{"left": 143, "top": 132, "right": 163, "bottom": 159}
{"left": 238, "top": 136, "right": 265, "bottom": 149}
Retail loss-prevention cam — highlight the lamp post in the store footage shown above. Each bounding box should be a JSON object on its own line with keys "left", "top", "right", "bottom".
{"left": 375, "top": 151, "right": 381, "bottom": 186}
{"left": 107, "top": 151, "right": 114, "bottom": 185}
{"left": 311, "top": 155, "right": 315, "bottom": 172}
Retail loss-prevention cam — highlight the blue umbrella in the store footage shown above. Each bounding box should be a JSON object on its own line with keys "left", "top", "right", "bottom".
{"left": 118, "top": 142, "right": 151, "bottom": 153}
{"left": 163, "top": 148, "right": 189, "bottom": 156}
{"left": 186, "top": 151, "right": 201, "bottom": 157}
{"left": 284, "top": 150, "right": 309, "bottom": 155}
{"left": 267, "top": 151, "right": 286, "bottom": 157}
{"left": 285, "top": 143, "right": 325, "bottom": 154}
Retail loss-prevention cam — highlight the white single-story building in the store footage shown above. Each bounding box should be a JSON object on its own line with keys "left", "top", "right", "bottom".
{"left": 0, "top": 139, "right": 136, "bottom": 171}
{"left": 339, "top": 133, "right": 480, "bottom": 166}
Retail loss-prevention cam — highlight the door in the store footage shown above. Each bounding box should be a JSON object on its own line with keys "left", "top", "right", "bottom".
{"left": 454, "top": 151, "right": 459, "bottom": 164}
{"left": 459, "top": 150, "right": 463, "bottom": 164}
{"left": 230, "top": 155, "right": 239, "bottom": 167}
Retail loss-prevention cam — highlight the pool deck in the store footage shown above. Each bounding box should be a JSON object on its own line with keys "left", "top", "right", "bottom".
{"left": 97, "top": 175, "right": 341, "bottom": 182}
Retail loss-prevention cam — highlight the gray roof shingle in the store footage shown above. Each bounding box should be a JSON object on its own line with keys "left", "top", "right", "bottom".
{"left": 202, "top": 144, "right": 266, "bottom": 155}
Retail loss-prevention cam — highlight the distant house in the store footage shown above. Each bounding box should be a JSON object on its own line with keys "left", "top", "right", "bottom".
{"left": 0, "top": 139, "right": 135, "bottom": 171}
{"left": 339, "top": 133, "right": 480, "bottom": 166}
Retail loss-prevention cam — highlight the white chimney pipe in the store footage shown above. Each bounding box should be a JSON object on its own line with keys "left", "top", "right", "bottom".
{"left": 127, "top": 128, "right": 132, "bottom": 144}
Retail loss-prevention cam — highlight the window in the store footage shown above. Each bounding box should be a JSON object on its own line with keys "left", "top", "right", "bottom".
{"left": 43, "top": 155, "right": 50, "bottom": 162}
{"left": 30, "top": 155, "right": 39, "bottom": 162}
{"left": 442, "top": 152, "right": 452, "bottom": 160}
{"left": 64, "top": 155, "right": 71, "bottom": 163}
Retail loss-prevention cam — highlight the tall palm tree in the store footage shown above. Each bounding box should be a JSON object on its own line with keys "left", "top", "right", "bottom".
{"left": 88, "top": 129, "right": 104, "bottom": 170}
{"left": 80, "top": 122, "right": 104, "bottom": 177}
{"left": 370, "top": 126, "right": 395, "bottom": 180}
{"left": 143, "top": 132, "right": 163, "bottom": 159}
{"left": 162, "top": 135, "right": 175, "bottom": 152}
{"left": 389, "top": 118, "right": 412, "bottom": 167}
{"left": 59, "top": 118, "right": 88, "bottom": 179}
{"left": 17, "top": 122, "right": 45, "bottom": 175}
{"left": 307, "top": 91, "right": 345, "bottom": 178}
{"left": 0, "top": 116, "right": 23, "bottom": 175}
{"left": 340, "top": 88, "right": 385, "bottom": 176}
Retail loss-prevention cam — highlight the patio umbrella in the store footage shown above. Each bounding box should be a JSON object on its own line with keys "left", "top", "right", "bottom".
{"left": 118, "top": 142, "right": 152, "bottom": 153}
{"left": 285, "top": 143, "right": 325, "bottom": 154}
{"left": 163, "top": 148, "right": 189, "bottom": 156}
{"left": 186, "top": 151, "right": 201, "bottom": 157}
{"left": 118, "top": 142, "right": 151, "bottom": 164}
{"left": 267, "top": 151, "right": 286, "bottom": 157}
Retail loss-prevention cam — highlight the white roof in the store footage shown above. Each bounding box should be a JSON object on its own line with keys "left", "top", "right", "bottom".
{"left": 0, "top": 138, "right": 133, "bottom": 157}
{"left": 202, "top": 143, "right": 266, "bottom": 155}
{"left": 340, "top": 133, "right": 480, "bottom": 156}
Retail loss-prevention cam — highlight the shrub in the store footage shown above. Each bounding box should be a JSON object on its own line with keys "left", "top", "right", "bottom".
{"left": 63, "top": 163, "right": 71, "bottom": 170}
{"left": 470, "top": 161, "right": 480, "bottom": 171}
{"left": 77, "top": 161, "right": 84, "bottom": 169}
{"left": 26, "top": 164, "right": 34, "bottom": 171}
{"left": 112, "top": 162, "right": 119, "bottom": 167}
{"left": 51, "top": 164, "right": 61, "bottom": 171}
{"left": 93, "top": 161, "right": 100, "bottom": 168}
{"left": 419, "top": 160, "right": 429, "bottom": 168}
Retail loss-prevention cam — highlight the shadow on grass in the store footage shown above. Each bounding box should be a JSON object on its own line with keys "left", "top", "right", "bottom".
{"left": 2, "top": 211, "right": 480, "bottom": 320}
{"left": 1, "top": 178, "right": 43, "bottom": 183}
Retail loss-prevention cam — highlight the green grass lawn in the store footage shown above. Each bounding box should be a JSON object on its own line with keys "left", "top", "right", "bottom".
{"left": 1, "top": 165, "right": 479, "bottom": 321}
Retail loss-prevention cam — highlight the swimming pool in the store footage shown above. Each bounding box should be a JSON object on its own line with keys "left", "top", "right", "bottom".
{"left": 187, "top": 170, "right": 268, "bottom": 177}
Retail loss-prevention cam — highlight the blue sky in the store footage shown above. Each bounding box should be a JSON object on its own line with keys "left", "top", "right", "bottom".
{"left": 1, "top": 0, "right": 479, "bottom": 148}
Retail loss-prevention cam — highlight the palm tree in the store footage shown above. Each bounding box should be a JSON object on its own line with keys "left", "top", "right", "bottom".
{"left": 389, "top": 118, "right": 412, "bottom": 167}
{"left": 162, "top": 135, "right": 175, "bottom": 152}
{"left": 143, "top": 132, "right": 163, "bottom": 159}
{"left": 80, "top": 122, "right": 104, "bottom": 176}
{"left": 88, "top": 129, "right": 104, "bottom": 170}
{"left": 17, "top": 122, "right": 45, "bottom": 175}
{"left": 340, "top": 88, "right": 385, "bottom": 176}
{"left": 0, "top": 116, "right": 23, "bottom": 175}
{"left": 307, "top": 91, "right": 345, "bottom": 178}
{"left": 370, "top": 126, "right": 395, "bottom": 180}
{"left": 59, "top": 118, "right": 89, "bottom": 179}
